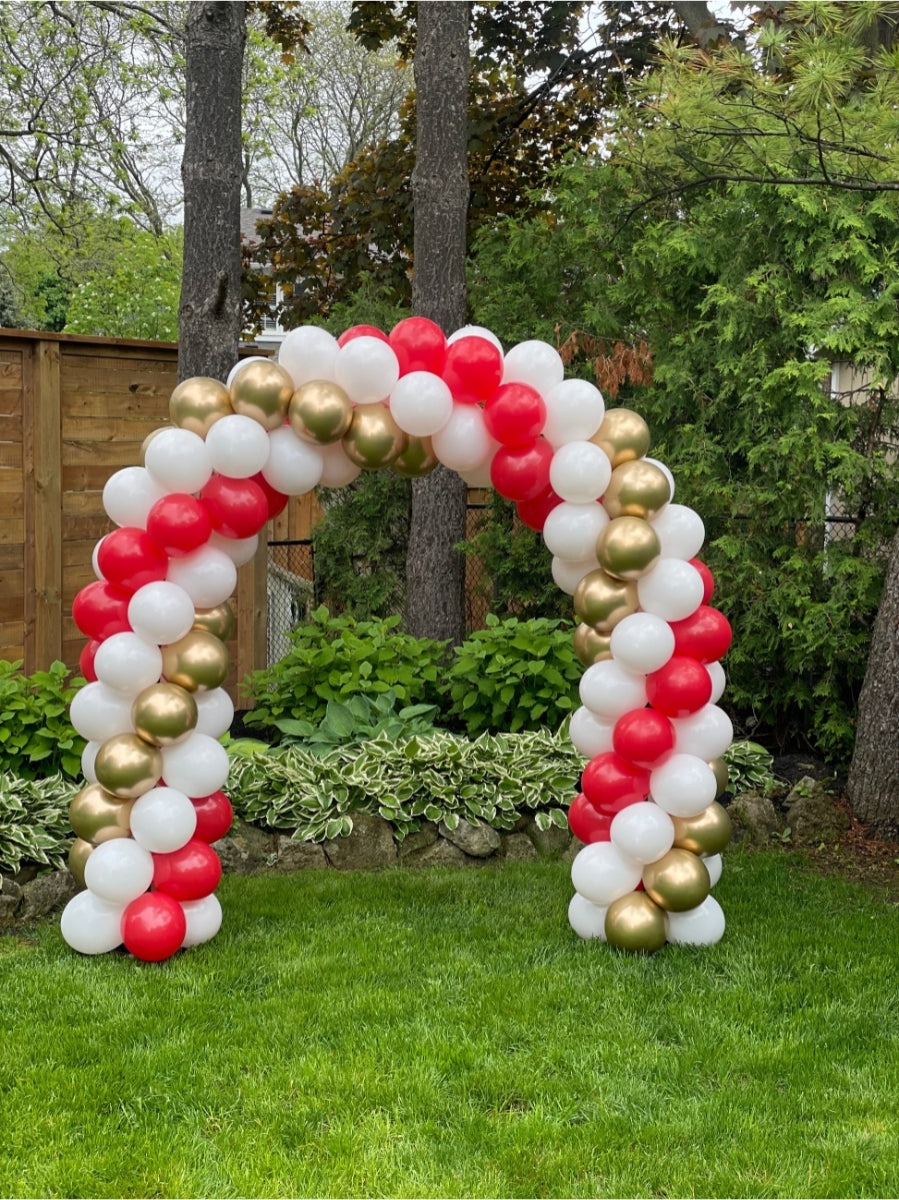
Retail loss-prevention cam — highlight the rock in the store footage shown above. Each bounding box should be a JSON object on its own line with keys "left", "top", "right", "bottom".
{"left": 19, "top": 870, "right": 79, "bottom": 920}
{"left": 273, "top": 837, "right": 329, "bottom": 870}
{"left": 501, "top": 832, "right": 539, "bottom": 862}
{"left": 396, "top": 821, "right": 439, "bottom": 859}
{"left": 213, "top": 818, "right": 277, "bottom": 875}
{"left": 0, "top": 878, "right": 23, "bottom": 904}
{"left": 438, "top": 819, "right": 501, "bottom": 859}
{"left": 728, "top": 793, "right": 781, "bottom": 844}
{"left": 0, "top": 893, "right": 20, "bottom": 928}
{"left": 562, "top": 836, "right": 585, "bottom": 864}
{"left": 323, "top": 812, "right": 397, "bottom": 871}
{"left": 525, "top": 816, "right": 572, "bottom": 859}
{"left": 783, "top": 777, "right": 849, "bottom": 843}
{"left": 401, "top": 838, "right": 470, "bottom": 869}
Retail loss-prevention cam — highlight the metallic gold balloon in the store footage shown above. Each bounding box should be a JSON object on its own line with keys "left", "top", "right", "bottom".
{"left": 94, "top": 734, "right": 163, "bottom": 800}
{"left": 672, "top": 802, "right": 733, "bottom": 857}
{"left": 139, "top": 427, "right": 167, "bottom": 466}
{"left": 391, "top": 435, "right": 438, "bottom": 478}
{"left": 642, "top": 848, "right": 711, "bottom": 912}
{"left": 161, "top": 630, "right": 230, "bottom": 693}
{"left": 288, "top": 380, "right": 354, "bottom": 445}
{"left": 573, "top": 623, "right": 613, "bottom": 666}
{"left": 192, "top": 601, "right": 236, "bottom": 643}
{"left": 590, "top": 408, "right": 651, "bottom": 468}
{"left": 596, "top": 516, "right": 661, "bottom": 581}
{"left": 230, "top": 359, "right": 294, "bottom": 430}
{"left": 603, "top": 459, "right": 671, "bottom": 522}
{"left": 68, "top": 838, "right": 94, "bottom": 889}
{"left": 604, "top": 892, "right": 667, "bottom": 954}
{"left": 131, "top": 682, "right": 199, "bottom": 746}
{"left": 342, "top": 402, "right": 407, "bottom": 469}
{"left": 709, "top": 757, "right": 729, "bottom": 798}
{"left": 573, "top": 569, "right": 639, "bottom": 632}
{"left": 69, "top": 783, "right": 134, "bottom": 844}
{"left": 169, "top": 377, "right": 233, "bottom": 437}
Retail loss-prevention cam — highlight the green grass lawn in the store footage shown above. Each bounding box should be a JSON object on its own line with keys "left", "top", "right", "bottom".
{"left": 1, "top": 851, "right": 897, "bottom": 1199}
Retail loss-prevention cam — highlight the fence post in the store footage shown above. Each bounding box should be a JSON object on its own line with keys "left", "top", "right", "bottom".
{"left": 236, "top": 522, "right": 269, "bottom": 703}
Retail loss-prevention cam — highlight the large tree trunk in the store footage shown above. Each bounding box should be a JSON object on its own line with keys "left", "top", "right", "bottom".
{"left": 405, "top": 1, "right": 470, "bottom": 644}
{"left": 846, "top": 527, "right": 899, "bottom": 836}
{"left": 178, "top": 1, "right": 246, "bottom": 383}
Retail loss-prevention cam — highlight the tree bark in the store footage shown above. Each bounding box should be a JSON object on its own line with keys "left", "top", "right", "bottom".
{"left": 846, "top": 526, "right": 899, "bottom": 836}
{"left": 669, "top": 1, "right": 743, "bottom": 47}
{"left": 178, "top": 1, "right": 246, "bottom": 383}
{"left": 405, "top": 1, "right": 470, "bottom": 643}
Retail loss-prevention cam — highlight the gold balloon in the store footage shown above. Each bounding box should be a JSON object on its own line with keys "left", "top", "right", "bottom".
{"left": 573, "top": 623, "right": 613, "bottom": 666}
{"left": 709, "top": 757, "right": 729, "bottom": 798}
{"left": 288, "top": 380, "right": 354, "bottom": 445}
{"left": 169, "top": 377, "right": 233, "bottom": 437}
{"left": 603, "top": 459, "right": 671, "bottom": 522}
{"left": 391, "top": 435, "right": 438, "bottom": 478}
{"left": 590, "top": 408, "right": 651, "bottom": 468}
{"left": 68, "top": 838, "right": 94, "bottom": 889}
{"left": 642, "top": 848, "right": 711, "bottom": 912}
{"left": 161, "top": 630, "right": 230, "bottom": 693}
{"left": 230, "top": 359, "right": 294, "bottom": 431}
{"left": 342, "top": 402, "right": 407, "bottom": 469}
{"left": 132, "top": 682, "right": 199, "bottom": 746}
{"left": 69, "top": 783, "right": 134, "bottom": 844}
{"left": 604, "top": 892, "right": 667, "bottom": 954}
{"left": 193, "top": 601, "right": 236, "bottom": 643}
{"left": 596, "top": 516, "right": 661, "bottom": 581}
{"left": 672, "top": 802, "right": 733, "bottom": 857}
{"left": 573, "top": 569, "right": 639, "bottom": 632}
{"left": 94, "top": 734, "right": 163, "bottom": 800}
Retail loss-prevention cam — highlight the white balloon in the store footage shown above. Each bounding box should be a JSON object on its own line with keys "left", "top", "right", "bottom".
{"left": 334, "top": 336, "right": 400, "bottom": 405}
{"left": 448, "top": 325, "right": 504, "bottom": 354}
{"left": 130, "top": 786, "right": 198, "bottom": 853}
{"left": 262, "top": 426, "right": 324, "bottom": 495}
{"left": 84, "top": 838, "right": 154, "bottom": 905}
{"left": 318, "top": 439, "right": 362, "bottom": 488}
{"left": 92, "top": 536, "right": 107, "bottom": 580}
{"left": 579, "top": 659, "right": 647, "bottom": 720}
{"left": 102, "top": 467, "right": 167, "bottom": 529}
{"left": 501, "top": 339, "right": 564, "bottom": 397}
{"left": 665, "top": 895, "right": 726, "bottom": 945}
{"left": 81, "top": 740, "right": 101, "bottom": 783}
{"left": 278, "top": 325, "right": 339, "bottom": 388}
{"left": 167, "top": 545, "right": 237, "bottom": 609}
{"left": 568, "top": 706, "right": 616, "bottom": 758}
{"left": 551, "top": 555, "right": 598, "bottom": 596}
{"left": 162, "top": 733, "right": 230, "bottom": 797}
{"left": 180, "top": 893, "right": 223, "bottom": 948}
{"left": 610, "top": 612, "right": 675, "bottom": 674}
{"left": 208, "top": 530, "right": 259, "bottom": 567}
{"left": 542, "top": 378, "right": 605, "bottom": 448}
{"left": 389, "top": 371, "right": 454, "bottom": 437}
{"left": 458, "top": 460, "right": 494, "bottom": 488}
{"left": 128, "top": 581, "right": 196, "bottom": 644}
{"left": 194, "top": 687, "right": 235, "bottom": 738}
{"left": 204, "top": 414, "right": 271, "bottom": 478}
{"left": 568, "top": 892, "right": 609, "bottom": 940}
{"left": 571, "top": 842, "right": 643, "bottom": 906}
{"left": 673, "top": 704, "right": 734, "bottom": 760}
{"left": 543, "top": 502, "right": 609, "bottom": 561}
{"left": 93, "top": 634, "right": 163, "bottom": 695}
{"left": 651, "top": 503, "right": 705, "bottom": 559}
{"left": 226, "top": 356, "right": 268, "bottom": 388}
{"left": 610, "top": 802, "right": 675, "bottom": 865}
{"left": 549, "top": 441, "right": 613, "bottom": 504}
{"left": 703, "top": 853, "right": 723, "bottom": 888}
{"left": 60, "top": 891, "right": 125, "bottom": 955}
{"left": 644, "top": 456, "right": 675, "bottom": 502}
{"left": 706, "top": 661, "right": 727, "bottom": 705}
{"left": 431, "top": 404, "right": 493, "bottom": 472}
{"left": 145, "top": 428, "right": 213, "bottom": 494}
{"left": 637, "top": 558, "right": 705, "bottom": 622}
{"left": 69, "top": 682, "right": 135, "bottom": 742}
{"left": 650, "top": 753, "right": 717, "bottom": 818}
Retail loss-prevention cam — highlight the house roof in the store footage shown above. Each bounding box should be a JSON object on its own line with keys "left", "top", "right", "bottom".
{"left": 240, "top": 207, "right": 273, "bottom": 247}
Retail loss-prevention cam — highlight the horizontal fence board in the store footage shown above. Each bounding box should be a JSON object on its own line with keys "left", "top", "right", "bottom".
{"left": 0, "top": 442, "right": 23, "bottom": 469}
{"left": 0, "top": 389, "right": 24, "bottom": 417}
{"left": 62, "top": 415, "right": 167, "bottom": 442}
{"left": 0, "top": 519, "right": 24, "bottom": 544}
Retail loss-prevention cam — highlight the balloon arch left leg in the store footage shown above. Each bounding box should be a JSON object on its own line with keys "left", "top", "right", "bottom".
{"left": 62, "top": 320, "right": 733, "bottom": 962}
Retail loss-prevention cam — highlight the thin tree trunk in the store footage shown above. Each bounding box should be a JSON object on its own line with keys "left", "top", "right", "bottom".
{"left": 406, "top": 1, "right": 470, "bottom": 644}
{"left": 179, "top": 1, "right": 246, "bottom": 383}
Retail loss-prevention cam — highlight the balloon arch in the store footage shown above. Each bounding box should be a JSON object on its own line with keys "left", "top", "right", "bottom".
{"left": 60, "top": 319, "right": 733, "bottom": 962}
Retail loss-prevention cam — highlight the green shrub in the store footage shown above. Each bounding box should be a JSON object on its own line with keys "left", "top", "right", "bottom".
{"left": 0, "top": 772, "right": 77, "bottom": 875}
{"left": 0, "top": 661, "right": 85, "bottom": 781}
{"left": 253, "top": 690, "right": 440, "bottom": 754}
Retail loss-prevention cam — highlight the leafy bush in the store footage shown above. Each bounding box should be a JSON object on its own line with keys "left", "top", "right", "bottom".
{"left": 252, "top": 690, "right": 440, "bottom": 755}
{"left": 0, "top": 772, "right": 77, "bottom": 875}
{"left": 0, "top": 661, "right": 85, "bottom": 780}
{"left": 722, "top": 740, "right": 776, "bottom": 799}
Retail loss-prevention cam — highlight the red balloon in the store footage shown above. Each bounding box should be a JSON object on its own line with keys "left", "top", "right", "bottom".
{"left": 191, "top": 791, "right": 234, "bottom": 843}
{"left": 490, "top": 438, "right": 554, "bottom": 502}
{"left": 96, "top": 527, "right": 169, "bottom": 593}
{"left": 200, "top": 474, "right": 269, "bottom": 539}
{"left": 581, "top": 752, "right": 650, "bottom": 816}
{"left": 250, "top": 471, "right": 289, "bottom": 519}
{"left": 516, "top": 485, "right": 563, "bottom": 532}
{"left": 613, "top": 708, "right": 675, "bottom": 768}
{"left": 337, "top": 324, "right": 389, "bottom": 347}
{"left": 670, "top": 605, "right": 733, "bottom": 664}
{"left": 568, "top": 792, "right": 612, "bottom": 843}
{"left": 146, "top": 493, "right": 213, "bottom": 557}
{"left": 483, "top": 382, "right": 546, "bottom": 447}
{"left": 79, "top": 638, "right": 101, "bottom": 682}
{"left": 441, "top": 336, "right": 503, "bottom": 404}
{"left": 121, "top": 891, "right": 187, "bottom": 962}
{"left": 389, "top": 316, "right": 447, "bottom": 375}
{"left": 689, "top": 558, "right": 715, "bottom": 604}
{"left": 645, "top": 655, "right": 713, "bottom": 718}
{"left": 72, "top": 580, "right": 132, "bottom": 641}
{"left": 153, "top": 839, "right": 222, "bottom": 901}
